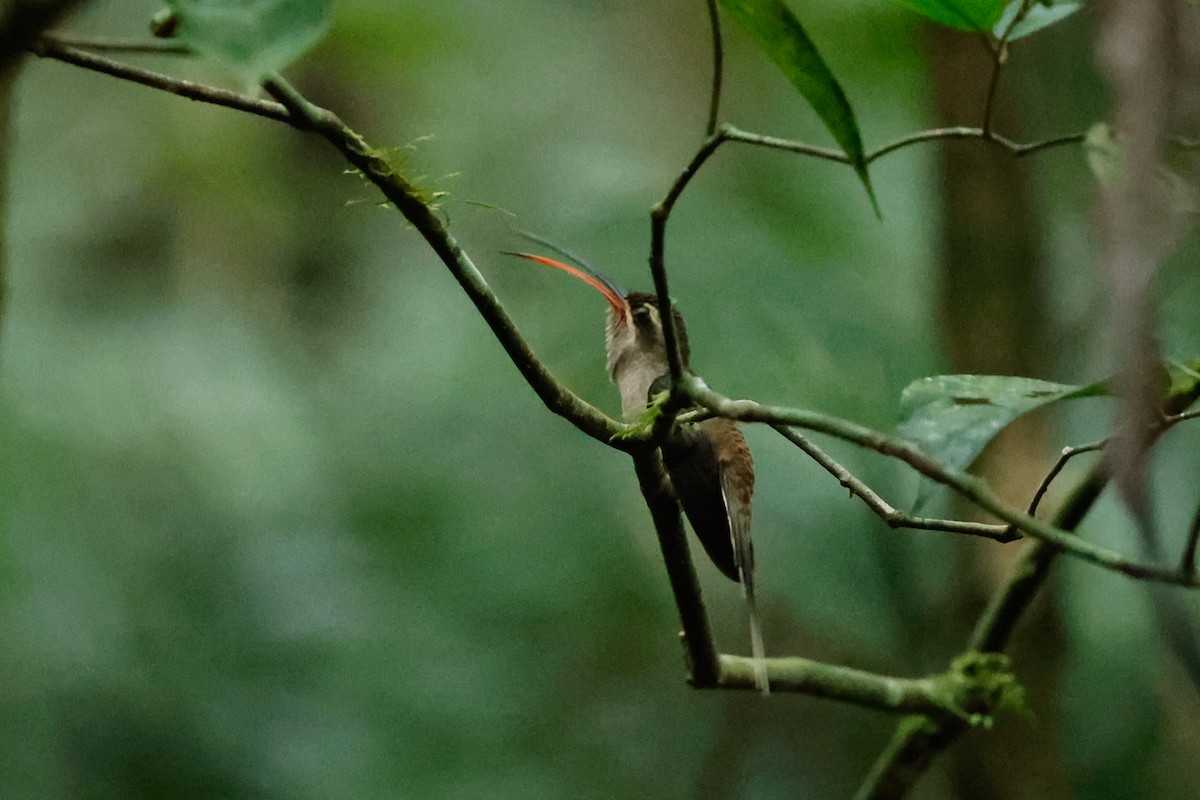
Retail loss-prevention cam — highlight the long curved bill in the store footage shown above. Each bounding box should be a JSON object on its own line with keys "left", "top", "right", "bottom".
{"left": 504, "top": 251, "right": 629, "bottom": 319}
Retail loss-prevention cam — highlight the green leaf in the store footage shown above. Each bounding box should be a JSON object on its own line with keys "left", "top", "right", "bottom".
{"left": 1166, "top": 359, "right": 1200, "bottom": 400}
{"left": 889, "top": 0, "right": 1008, "bottom": 32}
{"left": 897, "top": 375, "right": 1106, "bottom": 506}
{"left": 717, "top": 0, "right": 874, "bottom": 208}
{"left": 165, "top": 0, "right": 332, "bottom": 84}
{"left": 994, "top": 1, "right": 1082, "bottom": 41}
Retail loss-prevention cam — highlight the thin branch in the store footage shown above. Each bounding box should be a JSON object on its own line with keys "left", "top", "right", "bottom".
{"left": 723, "top": 124, "right": 1087, "bottom": 165}
{"left": 703, "top": 0, "right": 723, "bottom": 137}
{"left": 1001, "top": 409, "right": 1200, "bottom": 540}
{"left": 682, "top": 379, "right": 1198, "bottom": 587}
{"left": 973, "top": 475, "right": 1110, "bottom": 656}
{"left": 997, "top": 440, "right": 1105, "bottom": 540}
{"left": 981, "top": 0, "right": 1034, "bottom": 137}
{"left": 1026, "top": 441, "right": 1105, "bottom": 516}
{"left": 263, "top": 74, "right": 631, "bottom": 449}
{"left": 31, "top": 37, "right": 291, "bottom": 122}
{"left": 1166, "top": 408, "right": 1200, "bottom": 425}
{"left": 772, "top": 426, "right": 1015, "bottom": 542}
{"left": 41, "top": 33, "right": 192, "bottom": 53}
{"left": 32, "top": 39, "right": 630, "bottom": 449}
{"left": 722, "top": 124, "right": 846, "bottom": 162}
{"left": 980, "top": 51, "right": 1005, "bottom": 138}
{"left": 648, "top": 131, "right": 727, "bottom": 385}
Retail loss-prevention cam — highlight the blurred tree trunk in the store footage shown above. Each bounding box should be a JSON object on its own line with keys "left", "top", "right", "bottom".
{"left": 0, "top": 65, "right": 14, "bottom": 319}
{"left": 923, "top": 24, "right": 1069, "bottom": 800}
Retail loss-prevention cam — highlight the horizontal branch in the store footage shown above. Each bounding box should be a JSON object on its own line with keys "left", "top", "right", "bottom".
{"left": 722, "top": 124, "right": 1087, "bottom": 166}
{"left": 717, "top": 655, "right": 939, "bottom": 712}
{"left": 717, "top": 651, "right": 1018, "bottom": 729}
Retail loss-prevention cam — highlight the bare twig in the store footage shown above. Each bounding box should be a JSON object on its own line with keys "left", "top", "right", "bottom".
{"left": 996, "top": 440, "right": 1106, "bottom": 541}
{"left": 772, "top": 426, "right": 1015, "bottom": 542}
{"left": 648, "top": 132, "right": 726, "bottom": 385}
{"left": 980, "top": 51, "right": 1006, "bottom": 139}
{"left": 724, "top": 124, "right": 1087, "bottom": 165}
{"left": 1167, "top": 408, "right": 1200, "bottom": 425}
{"left": 647, "top": 119, "right": 1085, "bottom": 393}
{"left": 32, "top": 37, "right": 291, "bottom": 122}
{"left": 703, "top": 0, "right": 723, "bottom": 137}
{"left": 1009, "top": 410, "right": 1200, "bottom": 541}
{"left": 41, "top": 33, "right": 192, "bottom": 53}
{"left": 1025, "top": 441, "right": 1105, "bottom": 515}
{"left": 981, "top": 0, "right": 1035, "bottom": 137}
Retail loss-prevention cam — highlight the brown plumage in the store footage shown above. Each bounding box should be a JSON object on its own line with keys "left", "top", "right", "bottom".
{"left": 507, "top": 253, "right": 768, "bottom": 693}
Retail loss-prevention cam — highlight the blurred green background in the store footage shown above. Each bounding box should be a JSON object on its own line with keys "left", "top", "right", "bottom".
{"left": 2, "top": 1, "right": 1199, "bottom": 798}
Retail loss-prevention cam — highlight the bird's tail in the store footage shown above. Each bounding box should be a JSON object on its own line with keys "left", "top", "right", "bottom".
{"left": 743, "top": 579, "right": 769, "bottom": 695}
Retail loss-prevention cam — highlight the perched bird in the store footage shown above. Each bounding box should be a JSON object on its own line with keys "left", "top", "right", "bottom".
{"left": 507, "top": 250, "right": 767, "bottom": 692}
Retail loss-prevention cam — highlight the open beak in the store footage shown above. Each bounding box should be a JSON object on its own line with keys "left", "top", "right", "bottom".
{"left": 504, "top": 251, "right": 629, "bottom": 318}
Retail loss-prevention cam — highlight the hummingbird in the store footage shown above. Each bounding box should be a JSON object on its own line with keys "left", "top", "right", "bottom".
{"left": 506, "top": 249, "right": 768, "bottom": 693}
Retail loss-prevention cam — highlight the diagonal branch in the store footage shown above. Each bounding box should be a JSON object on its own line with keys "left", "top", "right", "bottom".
{"left": 703, "top": 0, "right": 724, "bottom": 137}
{"left": 981, "top": 0, "right": 1037, "bottom": 137}
{"left": 772, "top": 426, "right": 1015, "bottom": 542}
{"left": 32, "top": 37, "right": 290, "bottom": 121}
{"left": 647, "top": 133, "right": 726, "bottom": 386}
{"left": 31, "top": 38, "right": 630, "bottom": 450}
